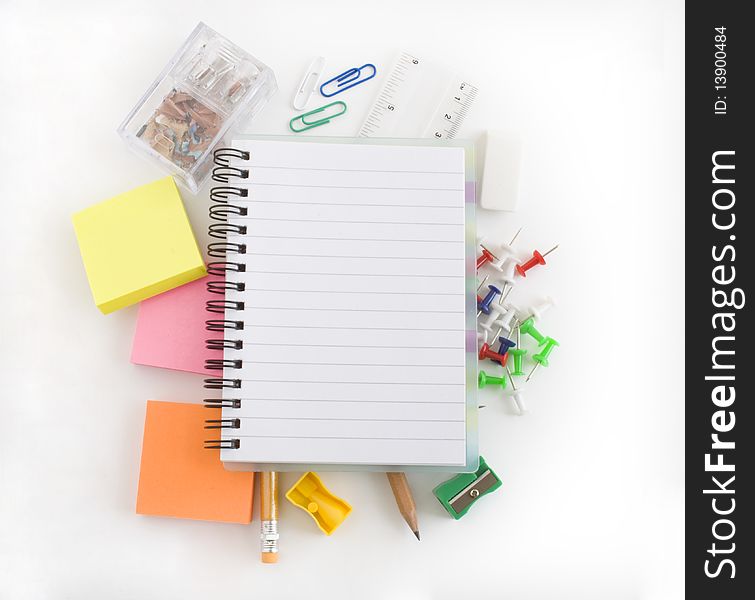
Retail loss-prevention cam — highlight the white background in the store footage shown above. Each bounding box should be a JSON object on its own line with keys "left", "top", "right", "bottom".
{"left": 0, "top": 1, "right": 684, "bottom": 598}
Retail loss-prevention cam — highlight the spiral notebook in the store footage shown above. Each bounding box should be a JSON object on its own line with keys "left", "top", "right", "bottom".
{"left": 203, "top": 136, "right": 477, "bottom": 472}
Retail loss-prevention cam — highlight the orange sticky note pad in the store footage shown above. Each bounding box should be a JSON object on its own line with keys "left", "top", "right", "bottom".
{"left": 136, "top": 400, "right": 254, "bottom": 523}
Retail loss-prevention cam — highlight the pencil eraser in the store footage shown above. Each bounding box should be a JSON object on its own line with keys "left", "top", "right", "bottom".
{"left": 479, "top": 130, "right": 522, "bottom": 212}
{"left": 261, "top": 553, "right": 278, "bottom": 563}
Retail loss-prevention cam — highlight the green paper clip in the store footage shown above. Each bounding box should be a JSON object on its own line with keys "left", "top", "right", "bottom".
{"left": 289, "top": 101, "right": 347, "bottom": 133}
{"left": 433, "top": 456, "right": 502, "bottom": 519}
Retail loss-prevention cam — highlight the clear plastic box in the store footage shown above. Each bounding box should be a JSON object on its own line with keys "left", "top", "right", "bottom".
{"left": 118, "top": 22, "right": 277, "bottom": 192}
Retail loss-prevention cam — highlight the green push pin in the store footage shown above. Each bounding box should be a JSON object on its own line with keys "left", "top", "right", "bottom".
{"left": 526, "top": 336, "right": 560, "bottom": 381}
{"left": 478, "top": 370, "right": 507, "bottom": 390}
{"left": 508, "top": 323, "right": 528, "bottom": 376}
{"left": 519, "top": 317, "right": 546, "bottom": 345}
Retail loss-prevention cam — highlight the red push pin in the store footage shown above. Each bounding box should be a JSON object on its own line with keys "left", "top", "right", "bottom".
{"left": 476, "top": 244, "right": 499, "bottom": 270}
{"left": 478, "top": 343, "right": 508, "bottom": 366}
{"left": 516, "top": 244, "right": 559, "bottom": 277}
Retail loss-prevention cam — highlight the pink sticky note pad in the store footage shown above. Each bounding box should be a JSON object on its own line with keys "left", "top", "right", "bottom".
{"left": 131, "top": 277, "right": 221, "bottom": 375}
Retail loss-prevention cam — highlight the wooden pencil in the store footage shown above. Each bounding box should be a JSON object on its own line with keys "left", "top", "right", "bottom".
{"left": 260, "top": 471, "right": 279, "bottom": 563}
{"left": 386, "top": 472, "right": 420, "bottom": 540}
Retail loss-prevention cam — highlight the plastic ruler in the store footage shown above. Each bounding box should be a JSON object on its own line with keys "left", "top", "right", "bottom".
{"left": 358, "top": 51, "right": 479, "bottom": 139}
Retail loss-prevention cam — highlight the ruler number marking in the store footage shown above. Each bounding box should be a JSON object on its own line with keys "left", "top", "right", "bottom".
{"left": 359, "top": 55, "right": 476, "bottom": 139}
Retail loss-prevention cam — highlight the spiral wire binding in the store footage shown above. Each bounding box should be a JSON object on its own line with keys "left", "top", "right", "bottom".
{"left": 209, "top": 222, "right": 247, "bottom": 239}
{"left": 204, "top": 148, "right": 250, "bottom": 450}
{"left": 204, "top": 398, "right": 242, "bottom": 409}
{"left": 207, "top": 261, "right": 246, "bottom": 275}
{"left": 206, "top": 300, "right": 245, "bottom": 313}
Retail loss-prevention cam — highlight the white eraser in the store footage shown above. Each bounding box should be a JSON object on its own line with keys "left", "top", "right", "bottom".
{"left": 479, "top": 130, "right": 522, "bottom": 211}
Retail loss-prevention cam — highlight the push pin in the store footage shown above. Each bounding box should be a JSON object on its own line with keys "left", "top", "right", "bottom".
{"left": 478, "top": 300, "right": 507, "bottom": 341}
{"left": 521, "top": 296, "right": 556, "bottom": 322}
{"left": 488, "top": 294, "right": 517, "bottom": 341}
{"left": 508, "top": 325, "right": 528, "bottom": 376}
{"left": 516, "top": 244, "right": 559, "bottom": 277}
{"left": 489, "top": 228, "right": 522, "bottom": 270}
{"left": 475, "top": 275, "right": 489, "bottom": 305}
{"left": 477, "top": 284, "right": 501, "bottom": 317}
{"left": 497, "top": 257, "right": 521, "bottom": 297}
{"left": 491, "top": 304, "right": 518, "bottom": 341}
{"left": 526, "top": 336, "right": 560, "bottom": 381}
{"left": 478, "top": 343, "right": 508, "bottom": 366}
{"left": 519, "top": 317, "right": 546, "bottom": 346}
{"left": 506, "top": 366, "right": 527, "bottom": 415}
{"left": 490, "top": 228, "right": 523, "bottom": 295}
{"left": 498, "top": 335, "right": 516, "bottom": 357}
{"left": 476, "top": 244, "right": 499, "bottom": 270}
{"left": 478, "top": 370, "right": 507, "bottom": 390}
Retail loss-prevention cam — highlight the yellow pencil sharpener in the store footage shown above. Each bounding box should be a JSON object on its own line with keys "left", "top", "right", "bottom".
{"left": 285, "top": 472, "right": 352, "bottom": 535}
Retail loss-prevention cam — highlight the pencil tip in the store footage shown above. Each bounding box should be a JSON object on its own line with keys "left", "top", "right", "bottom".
{"left": 413, "top": 531, "right": 421, "bottom": 541}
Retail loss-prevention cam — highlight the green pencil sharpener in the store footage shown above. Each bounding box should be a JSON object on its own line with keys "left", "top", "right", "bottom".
{"left": 433, "top": 456, "right": 502, "bottom": 519}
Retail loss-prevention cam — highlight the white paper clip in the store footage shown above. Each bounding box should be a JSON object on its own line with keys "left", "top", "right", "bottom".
{"left": 293, "top": 56, "right": 325, "bottom": 110}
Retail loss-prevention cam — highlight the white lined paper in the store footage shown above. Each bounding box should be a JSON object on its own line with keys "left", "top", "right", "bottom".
{"left": 225, "top": 399, "right": 465, "bottom": 421}
{"left": 220, "top": 138, "right": 469, "bottom": 466}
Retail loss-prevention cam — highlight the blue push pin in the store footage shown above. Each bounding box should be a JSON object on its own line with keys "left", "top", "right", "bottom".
{"left": 477, "top": 285, "right": 502, "bottom": 318}
{"left": 498, "top": 336, "right": 516, "bottom": 357}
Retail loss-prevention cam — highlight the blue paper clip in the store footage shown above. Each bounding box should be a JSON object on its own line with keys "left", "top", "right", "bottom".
{"left": 289, "top": 101, "right": 348, "bottom": 133}
{"left": 319, "top": 64, "right": 377, "bottom": 97}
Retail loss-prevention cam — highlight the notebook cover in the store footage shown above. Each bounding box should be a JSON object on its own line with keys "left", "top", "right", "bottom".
{"left": 136, "top": 400, "right": 254, "bottom": 523}
{"left": 72, "top": 176, "right": 206, "bottom": 314}
{"left": 131, "top": 277, "right": 222, "bottom": 375}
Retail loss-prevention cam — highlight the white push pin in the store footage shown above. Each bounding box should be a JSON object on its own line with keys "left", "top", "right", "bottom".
{"left": 497, "top": 257, "right": 521, "bottom": 296}
{"left": 479, "top": 301, "right": 507, "bottom": 341}
{"left": 506, "top": 365, "right": 527, "bottom": 415}
{"left": 521, "top": 296, "right": 556, "bottom": 322}
{"left": 490, "top": 228, "right": 522, "bottom": 271}
{"left": 490, "top": 303, "right": 519, "bottom": 341}
{"left": 490, "top": 228, "right": 523, "bottom": 297}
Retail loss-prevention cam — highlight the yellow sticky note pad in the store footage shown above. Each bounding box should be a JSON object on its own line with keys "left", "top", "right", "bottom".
{"left": 73, "top": 177, "right": 206, "bottom": 314}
